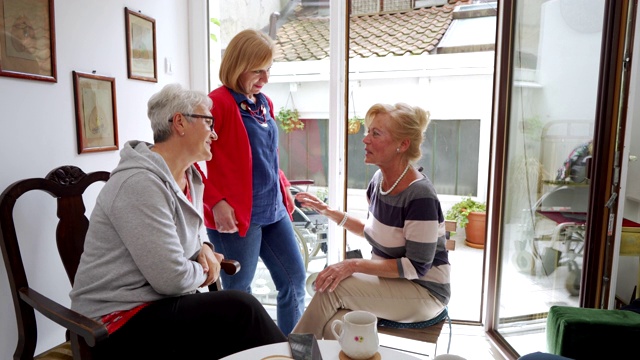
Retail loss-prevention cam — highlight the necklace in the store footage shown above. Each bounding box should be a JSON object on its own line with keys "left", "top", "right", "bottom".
{"left": 379, "top": 164, "right": 411, "bottom": 195}
{"left": 240, "top": 101, "right": 268, "bottom": 127}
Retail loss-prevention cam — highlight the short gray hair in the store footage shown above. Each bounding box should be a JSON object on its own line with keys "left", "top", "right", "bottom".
{"left": 147, "top": 83, "right": 213, "bottom": 143}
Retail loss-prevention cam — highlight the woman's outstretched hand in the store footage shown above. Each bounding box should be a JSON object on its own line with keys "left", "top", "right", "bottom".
{"left": 295, "top": 192, "right": 329, "bottom": 215}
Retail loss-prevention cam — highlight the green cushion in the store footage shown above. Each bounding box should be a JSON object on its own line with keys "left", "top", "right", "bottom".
{"left": 547, "top": 305, "right": 640, "bottom": 359}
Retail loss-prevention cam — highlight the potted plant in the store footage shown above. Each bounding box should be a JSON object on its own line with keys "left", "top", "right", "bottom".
{"left": 348, "top": 115, "right": 364, "bottom": 134}
{"left": 348, "top": 90, "right": 364, "bottom": 135}
{"left": 276, "top": 91, "right": 304, "bottom": 133}
{"left": 276, "top": 107, "right": 304, "bottom": 133}
{"left": 445, "top": 197, "right": 487, "bottom": 249}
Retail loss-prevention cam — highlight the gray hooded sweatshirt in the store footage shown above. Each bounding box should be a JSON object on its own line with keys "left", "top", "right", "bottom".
{"left": 70, "top": 140, "right": 211, "bottom": 319}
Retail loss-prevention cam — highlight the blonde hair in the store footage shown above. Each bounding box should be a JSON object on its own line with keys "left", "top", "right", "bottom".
{"left": 219, "top": 29, "right": 275, "bottom": 94}
{"left": 364, "top": 103, "right": 431, "bottom": 163}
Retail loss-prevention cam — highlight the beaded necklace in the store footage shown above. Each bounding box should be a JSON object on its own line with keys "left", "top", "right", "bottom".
{"left": 240, "top": 101, "right": 268, "bottom": 127}
{"left": 379, "top": 164, "right": 411, "bottom": 196}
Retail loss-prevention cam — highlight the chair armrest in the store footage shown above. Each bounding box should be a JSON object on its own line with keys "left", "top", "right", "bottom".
{"left": 289, "top": 179, "right": 315, "bottom": 186}
{"left": 19, "top": 287, "right": 108, "bottom": 347}
{"left": 221, "top": 259, "right": 241, "bottom": 275}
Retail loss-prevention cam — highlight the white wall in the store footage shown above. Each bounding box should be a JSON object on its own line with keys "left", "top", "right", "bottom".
{"left": 0, "top": 0, "right": 200, "bottom": 357}
{"left": 537, "top": 0, "right": 603, "bottom": 122}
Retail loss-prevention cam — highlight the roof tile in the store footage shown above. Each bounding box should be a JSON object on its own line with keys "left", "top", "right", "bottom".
{"left": 274, "top": 0, "right": 472, "bottom": 62}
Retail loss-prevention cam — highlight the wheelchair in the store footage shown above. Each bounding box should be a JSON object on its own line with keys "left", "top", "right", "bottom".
{"left": 511, "top": 120, "right": 591, "bottom": 296}
{"left": 289, "top": 179, "right": 329, "bottom": 271}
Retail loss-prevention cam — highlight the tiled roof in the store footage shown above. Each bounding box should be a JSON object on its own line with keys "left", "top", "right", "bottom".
{"left": 274, "top": 0, "right": 473, "bottom": 62}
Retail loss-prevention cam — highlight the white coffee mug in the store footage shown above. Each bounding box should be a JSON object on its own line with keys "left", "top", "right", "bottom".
{"left": 331, "top": 310, "right": 379, "bottom": 359}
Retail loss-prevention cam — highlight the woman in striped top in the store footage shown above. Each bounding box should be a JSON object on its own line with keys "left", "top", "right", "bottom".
{"left": 292, "top": 103, "right": 450, "bottom": 339}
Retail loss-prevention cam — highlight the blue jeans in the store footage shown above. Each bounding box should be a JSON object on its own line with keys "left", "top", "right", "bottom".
{"left": 206, "top": 216, "right": 306, "bottom": 335}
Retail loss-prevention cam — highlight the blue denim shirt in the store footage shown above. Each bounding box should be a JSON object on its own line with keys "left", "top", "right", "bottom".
{"left": 229, "top": 89, "right": 287, "bottom": 225}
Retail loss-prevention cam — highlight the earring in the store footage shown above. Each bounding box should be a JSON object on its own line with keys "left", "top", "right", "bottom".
{"left": 396, "top": 148, "right": 400, "bottom": 153}
{"left": 181, "top": 133, "right": 185, "bottom": 136}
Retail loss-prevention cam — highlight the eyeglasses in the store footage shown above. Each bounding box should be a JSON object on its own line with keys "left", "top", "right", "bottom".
{"left": 168, "top": 113, "right": 215, "bottom": 131}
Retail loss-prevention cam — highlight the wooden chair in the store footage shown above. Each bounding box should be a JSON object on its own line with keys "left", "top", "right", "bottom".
{"left": 378, "top": 307, "right": 451, "bottom": 357}
{"left": 0, "top": 165, "right": 240, "bottom": 360}
{"left": 376, "top": 220, "right": 457, "bottom": 357}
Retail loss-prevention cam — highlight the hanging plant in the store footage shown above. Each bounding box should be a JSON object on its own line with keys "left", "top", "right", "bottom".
{"left": 276, "top": 108, "right": 303, "bottom": 133}
{"left": 348, "top": 90, "right": 364, "bottom": 135}
{"left": 348, "top": 116, "right": 364, "bottom": 134}
{"left": 276, "top": 91, "right": 304, "bottom": 133}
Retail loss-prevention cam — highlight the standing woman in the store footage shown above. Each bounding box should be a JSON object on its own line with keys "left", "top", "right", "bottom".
{"left": 292, "top": 103, "right": 450, "bottom": 339}
{"left": 203, "top": 29, "right": 306, "bottom": 335}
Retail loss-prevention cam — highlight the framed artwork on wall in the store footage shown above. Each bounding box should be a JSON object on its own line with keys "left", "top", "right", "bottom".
{"left": 72, "top": 71, "right": 119, "bottom": 154}
{"left": 124, "top": 7, "right": 157, "bottom": 82}
{"left": 0, "top": 0, "right": 57, "bottom": 82}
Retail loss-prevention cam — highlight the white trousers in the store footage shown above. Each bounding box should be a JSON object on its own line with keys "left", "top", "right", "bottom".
{"left": 292, "top": 272, "right": 446, "bottom": 339}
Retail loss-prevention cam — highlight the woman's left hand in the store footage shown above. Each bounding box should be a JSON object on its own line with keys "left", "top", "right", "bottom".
{"left": 198, "top": 245, "right": 222, "bottom": 287}
{"left": 314, "top": 260, "right": 355, "bottom": 293}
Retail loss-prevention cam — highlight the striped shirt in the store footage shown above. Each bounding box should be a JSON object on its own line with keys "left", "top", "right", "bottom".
{"left": 365, "top": 170, "right": 451, "bottom": 305}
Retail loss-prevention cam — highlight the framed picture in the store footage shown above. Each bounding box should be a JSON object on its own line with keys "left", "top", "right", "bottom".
{"left": 125, "top": 7, "right": 157, "bottom": 82}
{"left": 72, "top": 71, "right": 119, "bottom": 154}
{"left": 0, "top": 0, "right": 57, "bottom": 82}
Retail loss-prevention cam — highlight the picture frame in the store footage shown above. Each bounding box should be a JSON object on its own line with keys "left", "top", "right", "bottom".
{"left": 125, "top": 7, "right": 157, "bottom": 82}
{"left": 72, "top": 71, "right": 119, "bottom": 154}
{"left": 0, "top": 0, "right": 57, "bottom": 82}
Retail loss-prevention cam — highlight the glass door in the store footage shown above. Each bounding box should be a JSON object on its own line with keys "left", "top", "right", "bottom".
{"left": 488, "top": 0, "right": 636, "bottom": 357}
{"left": 491, "top": 0, "right": 604, "bottom": 353}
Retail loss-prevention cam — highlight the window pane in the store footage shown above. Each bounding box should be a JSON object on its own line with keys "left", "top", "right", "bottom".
{"left": 279, "top": 119, "right": 329, "bottom": 187}
{"left": 421, "top": 120, "right": 481, "bottom": 196}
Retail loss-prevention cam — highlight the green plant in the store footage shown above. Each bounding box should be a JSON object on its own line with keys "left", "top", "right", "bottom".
{"left": 349, "top": 115, "right": 364, "bottom": 124}
{"left": 209, "top": 17, "right": 220, "bottom": 42}
{"left": 445, "top": 197, "right": 486, "bottom": 228}
{"left": 276, "top": 107, "right": 303, "bottom": 133}
{"left": 316, "top": 187, "right": 328, "bottom": 203}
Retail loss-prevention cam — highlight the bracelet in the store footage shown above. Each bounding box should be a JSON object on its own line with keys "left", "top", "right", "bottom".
{"left": 338, "top": 212, "right": 349, "bottom": 227}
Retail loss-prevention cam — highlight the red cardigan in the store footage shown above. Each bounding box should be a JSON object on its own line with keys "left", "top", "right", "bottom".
{"left": 203, "top": 86, "right": 293, "bottom": 236}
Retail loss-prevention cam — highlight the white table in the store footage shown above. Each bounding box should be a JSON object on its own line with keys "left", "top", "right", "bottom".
{"left": 220, "top": 340, "right": 421, "bottom": 359}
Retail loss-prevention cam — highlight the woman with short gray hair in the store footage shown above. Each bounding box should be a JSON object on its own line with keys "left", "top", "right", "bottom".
{"left": 70, "top": 83, "right": 286, "bottom": 359}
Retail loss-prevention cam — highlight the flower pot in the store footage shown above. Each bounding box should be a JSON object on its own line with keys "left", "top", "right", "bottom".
{"left": 464, "top": 211, "right": 486, "bottom": 249}
{"left": 348, "top": 120, "right": 361, "bottom": 134}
